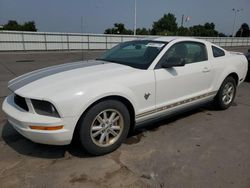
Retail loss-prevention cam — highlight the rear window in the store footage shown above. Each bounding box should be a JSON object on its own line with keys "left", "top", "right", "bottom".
{"left": 212, "top": 46, "right": 225, "bottom": 57}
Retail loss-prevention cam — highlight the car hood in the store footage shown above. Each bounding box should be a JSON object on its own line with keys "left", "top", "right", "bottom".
{"left": 9, "top": 60, "right": 137, "bottom": 99}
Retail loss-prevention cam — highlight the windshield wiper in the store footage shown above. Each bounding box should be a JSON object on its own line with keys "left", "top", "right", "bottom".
{"left": 96, "top": 58, "right": 144, "bottom": 69}
{"left": 96, "top": 58, "right": 119, "bottom": 64}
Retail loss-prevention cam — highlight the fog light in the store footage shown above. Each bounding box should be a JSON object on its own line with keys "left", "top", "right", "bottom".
{"left": 29, "top": 125, "right": 63, "bottom": 131}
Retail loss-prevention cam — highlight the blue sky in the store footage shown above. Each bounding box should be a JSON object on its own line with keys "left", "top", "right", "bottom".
{"left": 0, "top": 0, "right": 250, "bottom": 35}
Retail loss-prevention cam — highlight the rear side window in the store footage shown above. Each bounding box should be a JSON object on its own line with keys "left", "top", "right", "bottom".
{"left": 212, "top": 46, "right": 225, "bottom": 57}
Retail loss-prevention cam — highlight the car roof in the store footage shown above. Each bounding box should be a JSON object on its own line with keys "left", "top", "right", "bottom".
{"left": 153, "top": 36, "right": 184, "bottom": 42}
{"left": 137, "top": 36, "right": 229, "bottom": 53}
{"left": 140, "top": 36, "right": 208, "bottom": 44}
{"left": 156, "top": 36, "right": 208, "bottom": 43}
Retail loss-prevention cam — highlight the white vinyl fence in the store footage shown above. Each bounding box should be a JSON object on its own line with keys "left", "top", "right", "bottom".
{"left": 0, "top": 30, "right": 250, "bottom": 51}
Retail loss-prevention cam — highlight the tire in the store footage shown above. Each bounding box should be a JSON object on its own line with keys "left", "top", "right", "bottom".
{"left": 214, "top": 76, "right": 237, "bottom": 110}
{"left": 78, "top": 100, "right": 130, "bottom": 155}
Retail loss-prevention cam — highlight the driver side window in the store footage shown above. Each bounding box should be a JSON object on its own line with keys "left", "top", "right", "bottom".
{"left": 158, "top": 41, "right": 208, "bottom": 68}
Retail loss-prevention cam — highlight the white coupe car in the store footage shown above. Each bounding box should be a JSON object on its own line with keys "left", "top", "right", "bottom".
{"left": 2, "top": 37, "right": 248, "bottom": 155}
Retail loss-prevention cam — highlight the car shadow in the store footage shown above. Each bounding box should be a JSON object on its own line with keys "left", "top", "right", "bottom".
{"left": 1, "top": 122, "right": 91, "bottom": 159}
{"left": 2, "top": 102, "right": 221, "bottom": 159}
{"left": 244, "top": 77, "right": 250, "bottom": 82}
{"left": 126, "top": 102, "right": 217, "bottom": 140}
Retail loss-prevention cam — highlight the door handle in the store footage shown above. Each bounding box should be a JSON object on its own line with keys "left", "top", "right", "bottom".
{"left": 202, "top": 67, "right": 210, "bottom": 73}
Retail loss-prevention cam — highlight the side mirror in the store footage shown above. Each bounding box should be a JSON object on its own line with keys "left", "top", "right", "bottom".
{"left": 162, "top": 57, "right": 186, "bottom": 68}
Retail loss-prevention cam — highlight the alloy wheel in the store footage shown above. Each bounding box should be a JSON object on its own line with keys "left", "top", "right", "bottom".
{"left": 90, "top": 109, "right": 124, "bottom": 147}
{"left": 222, "top": 82, "right": 235, "bottom": 105}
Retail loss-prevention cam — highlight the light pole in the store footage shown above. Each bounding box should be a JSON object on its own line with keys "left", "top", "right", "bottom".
{"left": 232, "top": 8, "right": 243, "bottom": 37}
{"left": 134, "top": 0, "right": 137, "bottom": 35}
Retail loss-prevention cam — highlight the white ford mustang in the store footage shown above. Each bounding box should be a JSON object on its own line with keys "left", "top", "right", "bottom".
{"left": 2, "top": 37, "right": 248, "bottom": 155}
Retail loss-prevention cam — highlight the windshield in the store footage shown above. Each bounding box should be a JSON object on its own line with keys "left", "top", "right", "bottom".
{"left": 97, "top": 40, "right": 167, "bottom": 69}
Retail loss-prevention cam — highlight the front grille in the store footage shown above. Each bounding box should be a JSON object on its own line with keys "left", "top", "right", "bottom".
{"left": 14, "top": 94, "right": 29, "bottom": 111}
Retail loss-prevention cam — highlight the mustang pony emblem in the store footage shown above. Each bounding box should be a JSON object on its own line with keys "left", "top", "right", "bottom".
{"left": 144, "top": 92, "right": 151, "bottom": 100}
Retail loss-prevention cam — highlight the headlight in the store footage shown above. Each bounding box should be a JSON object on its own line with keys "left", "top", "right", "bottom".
{"left": 31, "top": 99, "right": 60, "bottom": 118}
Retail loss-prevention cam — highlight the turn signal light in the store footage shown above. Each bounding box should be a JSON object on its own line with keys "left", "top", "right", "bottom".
{"left": 29, "top": 125, "right": 63, "bottom": 131}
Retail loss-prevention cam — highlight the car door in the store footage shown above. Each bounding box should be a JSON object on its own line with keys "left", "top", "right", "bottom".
{"left": 154, "top": 41, "right": 213, "bottom": 111}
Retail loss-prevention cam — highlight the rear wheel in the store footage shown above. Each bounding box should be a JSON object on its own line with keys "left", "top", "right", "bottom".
{"left": 78, "top": 100, "right": 130, "bottom": 155}
{"left": 214, "top": 76, "right": 237, "bottom": 110}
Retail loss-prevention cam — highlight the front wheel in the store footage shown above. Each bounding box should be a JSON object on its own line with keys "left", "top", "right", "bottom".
{"left": 214, "top": 76, "right": 237, "bottom": 110}
{"left": 78, "top": 100, "right": 130, "bottom": 155}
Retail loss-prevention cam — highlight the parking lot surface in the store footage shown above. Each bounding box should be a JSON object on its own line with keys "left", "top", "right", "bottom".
{"left": 0, "top": 50, "right": 250, "bottom": 188}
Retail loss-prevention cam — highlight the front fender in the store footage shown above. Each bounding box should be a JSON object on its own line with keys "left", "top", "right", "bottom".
{"left": 53, "top": 82, "right": 138, "bottom": 120}
{"left": 76, "top": 85, "right": 138, "bottom": 119}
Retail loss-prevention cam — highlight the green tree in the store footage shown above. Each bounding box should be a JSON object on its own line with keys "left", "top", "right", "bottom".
{"left": 204, "top": 22, "right": 215, "bottom": 30}
{"left": 136, "top": 28, "right": 150, "bottom": 35}
{"left": 3, "top": 20, "right": 21, "bottom": 31}
{"left": 104, "top": 23, "right": 133, "bottom": 35}
{"left": 151, "top": 13, "right": 178, "bottom": 35}
{"left": 2, "top": 20, "right": 37, "bottom": 31}
{"left": 236, "top": 23, "right": 250, "bottom": 37}
{"left": 114, "top": 23, "right": 126, "bottom": 34}
{"left": 177, "top": 27, "right": 191, "bottom": 36}
{"left": 189, "top": 22, "right": 218, "bottom": 37}
{"left": 218, "top": 33, "right": 227, "bottom": 37}
{"left": 22, "top": 21, "right": 37, "bottom": 31}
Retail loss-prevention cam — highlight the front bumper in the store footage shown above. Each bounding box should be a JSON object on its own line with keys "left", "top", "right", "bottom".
{"left": 2, "top": 94, "right": 75, "bottom": 145}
